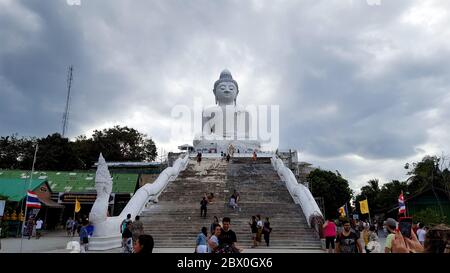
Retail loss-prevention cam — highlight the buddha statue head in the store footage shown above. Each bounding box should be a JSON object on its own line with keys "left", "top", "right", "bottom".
{"left": 213, "top": 69, "right": 239, "bottom": 105}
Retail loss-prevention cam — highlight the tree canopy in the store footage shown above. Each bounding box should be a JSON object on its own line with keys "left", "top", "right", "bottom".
{"left": 0, "top": 126, "right": 157, "bottom": 171}
{"left": 308, "top": 169, "right": 353, "bottom": 219}
{"left": 355, "top": 155, "right": 450, "bottom": 220}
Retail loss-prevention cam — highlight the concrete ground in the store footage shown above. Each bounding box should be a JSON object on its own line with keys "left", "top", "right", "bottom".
{"left": 0, "top": 230, "right": 325, "bottom": 253}
{"left": 1, "top": 230, "right": 388, "bottom": 253}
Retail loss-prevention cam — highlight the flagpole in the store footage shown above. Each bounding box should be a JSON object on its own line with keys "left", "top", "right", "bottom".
{"left": 73, "top": 198, "right": 77, "bottom": 224}
{"left": 20, "top": 144, "right": 38, "bottom": 253}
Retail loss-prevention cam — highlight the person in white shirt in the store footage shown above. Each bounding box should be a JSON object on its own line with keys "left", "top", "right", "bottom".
{"left": 35, "top": 218, "right": 44, "bottom": 239}
{"left": 417, "top": 223, "right": 427, "bottom": 245}
{"left": 208, "top": 225, "right": 221, "bottom": 253}
{"left": 256, "top": 215, "right": 263, "bottom": 246}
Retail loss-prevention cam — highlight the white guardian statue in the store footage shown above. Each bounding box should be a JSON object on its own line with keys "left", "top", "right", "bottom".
{"left": 89, "top": 153, "right": 112, "bottom": 224}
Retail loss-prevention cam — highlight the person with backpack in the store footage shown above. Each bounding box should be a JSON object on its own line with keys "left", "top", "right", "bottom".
{"left": 121, "top": 214, "right": 132, "bottom": 234}
{"left": 122, "top": 221, "right": 133, "bottom": 253}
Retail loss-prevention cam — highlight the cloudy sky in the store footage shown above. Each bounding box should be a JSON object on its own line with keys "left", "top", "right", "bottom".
{"left": 1, "top": 0, "right": 450, "bottom": 191}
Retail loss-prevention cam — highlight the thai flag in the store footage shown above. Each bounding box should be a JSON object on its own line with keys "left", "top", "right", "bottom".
{"left": 26, "top": 191, "right": 41, "bottom": 209}
{"left": 398, "top": 192, "right": 406, "bottom": 214}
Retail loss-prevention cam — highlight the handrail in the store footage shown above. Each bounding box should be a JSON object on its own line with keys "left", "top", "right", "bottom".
{"left": 271, "top": 155, "right": 324, "bottom": 237}
{"left": 91, "top": 153, "right": 190, "bottom": 238}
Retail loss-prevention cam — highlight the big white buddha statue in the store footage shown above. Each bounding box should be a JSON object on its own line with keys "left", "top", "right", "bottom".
{"left": 193, "top": 69, "right": 261, "bottom": 153}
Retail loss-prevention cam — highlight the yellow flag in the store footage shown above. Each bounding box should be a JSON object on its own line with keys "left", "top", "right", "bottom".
{"left": 338, "top": 205, "right": 346, "bottom": 217}
{"left": 359, "top": 199, "right": 369, "bottom": 214}
{"left": 75, "top": 198, "right": 81, "bottom": 213}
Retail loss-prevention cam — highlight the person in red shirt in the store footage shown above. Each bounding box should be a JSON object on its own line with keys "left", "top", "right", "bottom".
{"left": 323, "top": 217, "right": 337, "bottom": 253}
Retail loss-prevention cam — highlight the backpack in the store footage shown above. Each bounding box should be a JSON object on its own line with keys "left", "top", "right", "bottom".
{"left": 121, "top": 219, "right": 129, "bottom": 233}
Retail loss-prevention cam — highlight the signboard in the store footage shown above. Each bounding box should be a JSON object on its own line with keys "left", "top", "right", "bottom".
{"left": 0, "top": 200, "right": 5, "bottom": 217}
{"left": 58, "top": 193, "right": 115, "bottom": 204}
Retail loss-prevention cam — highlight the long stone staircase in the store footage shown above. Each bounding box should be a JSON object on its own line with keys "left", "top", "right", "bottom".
{"left": 140, "top": 157, "right": 322, "bottom": 250}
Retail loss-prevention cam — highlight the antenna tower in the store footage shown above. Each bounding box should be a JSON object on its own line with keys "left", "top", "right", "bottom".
{"left": 62, "top": 65, "right": 73, "bottom": 137}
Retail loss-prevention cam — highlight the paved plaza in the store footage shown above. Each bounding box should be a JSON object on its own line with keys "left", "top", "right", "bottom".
{"left": 1, "top": 230, "right": 329, "bottom": 253}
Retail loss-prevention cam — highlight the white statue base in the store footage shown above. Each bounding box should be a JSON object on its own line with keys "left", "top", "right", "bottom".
{"left": 89, "top": 232, "right": 122, "bottom": 250}
{"left": 193, "top": 139, "right": 260, "bottom": 154}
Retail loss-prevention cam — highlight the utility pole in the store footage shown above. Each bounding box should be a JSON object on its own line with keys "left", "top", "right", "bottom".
{"left": 62, "top": 65, "right": 74, "bottom": 138}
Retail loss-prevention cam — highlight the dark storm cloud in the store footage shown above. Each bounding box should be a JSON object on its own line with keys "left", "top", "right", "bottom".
{"left": 1, "top": 0, "right": 449, "bottom": 189}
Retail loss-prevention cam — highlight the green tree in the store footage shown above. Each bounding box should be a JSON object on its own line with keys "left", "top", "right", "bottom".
{"left": 405, "top": 156, "right": 448, "bottom": 193}
{"left": 414, "top": 208, "right": 448, "bottom": 226}
{"left": 35, "top": 133, "right": 81, "bottom": 171}
{"left": 0, "top": 134, "right": 36, "bottom": 169}
{"left": 355, "top": 179, "right": 382, "bottom": 216}
{"left": 73, "top": 125, "right": 157, "bottom": 168}
{"left": 378, "top": 180, "right": 408, "bottom": 211}
{"left": 308, "top": 169, "right": 353, "bottom": 219}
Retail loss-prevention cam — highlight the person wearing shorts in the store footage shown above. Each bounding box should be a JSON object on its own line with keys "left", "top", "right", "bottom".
{"left": 323, "top": 218, "right": 337, "bottom": 253}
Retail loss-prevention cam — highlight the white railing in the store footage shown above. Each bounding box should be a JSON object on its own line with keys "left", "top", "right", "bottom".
{"left": 89, "top": 153, "right": 190, "bottom": 250}
{"left": 271, "top": 155, "right": 323, "bottom": 227}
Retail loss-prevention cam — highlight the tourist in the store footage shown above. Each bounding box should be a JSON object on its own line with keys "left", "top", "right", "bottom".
{"left": 249, "top": 216, "right": 258, "bottom": 248}
{"left": 323, "top": 217, "right": 337, "bottom": 253}
{"left": 356, "top": 226, "right": 366, "bottom": 253}
{"left": 226, "top": 154, "right": 231, "bottom": 162}
{"left": 79, "top": 220, "right": 89, "bottom": 253}
{"left": 232, "top": 189, "right": 240, "bottom": 204}
{"left": 210, "top": 216, "right": 220, "bottom": 235}
{"left": 263, "top": 217, "right": 272, "bottom": 247}
{"left": 200, "top": 197, "right": 208, "bottom": 218}
{"left": 71, "top": 218, "right": 78, "bottom": 237}
{"left": 131, "top": 215, "right": 144, "bottom": 244}
{"left": 197, "top": 152, "right": 202, "bottom": 165}
{"left": 228, "top": 195, "right": 238, "bottom": 211}
{"left": 391, "top": 229, "right": 424, "bottom": 253}
{"left": 335, "top": 220, "right": 361, "bottom": 253}
{"left": 256, "top": 215, "right": 263, "bottom": 246}
{"left": 228, "top": 144, "right": 235, "bottom": 157}
{"left": 26, "top": 215, "right": 35, "bottom": 240}
{"left": 133, "top": 234, "right": 154, "bottom": 254}
{"left": 362, "top": 224, "right": 370, "bottom": 249}
{"left": 195, "top": 227, "right": 209, "bottom": 253}
{"left": 416, "top": 223, "right": 427, "bottom": 245}
{"left": 86, "top": 221, "right": 94, "bottom": 238}
{"left": 218, "top": 217, "right": 242, "bottom": 253}
{"left": 76, "top": 218, "right": 83, "bottom": 235}
{"left": 423, "top": 224, "right": 450, "bottom": 253}
{"left": 35, "top": 218, "right": 43, "bottom": 239}
{"left": 66, "top": 217, "right": 74, "bottom": 236}
{"left": 366, "top": 226, "right": 381, "bottom": 253}
{"left": 252, "top": 151, "right": 257, "bottom": 161}
{"left": 413, "top": 222, "right": 419, "bottom": 236}
{"left": 374, "top": 220, "right": 379, "bottom": 236}
{"left": 121, "top": 213, "right": 132, "bottom": 234}
{"left": 208, "top": 225, "right": 221, "bottom": 253}
{"left": 205, "top": 192, "right": 215, "bottom": 203}
{"left": 384, "top": 218, "right": 397, "bottom": 253}
{"left": 122, "top": 221, "right": 133, "bottom": 253}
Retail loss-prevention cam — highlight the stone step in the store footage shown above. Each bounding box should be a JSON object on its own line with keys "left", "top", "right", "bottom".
{"left": 137, "top": 158, "right": 321, "bottom": 250}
